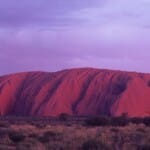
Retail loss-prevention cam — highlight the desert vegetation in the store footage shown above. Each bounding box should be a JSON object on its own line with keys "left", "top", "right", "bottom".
{"left": 0, "top": 115, "right": 149, "bottom": 150}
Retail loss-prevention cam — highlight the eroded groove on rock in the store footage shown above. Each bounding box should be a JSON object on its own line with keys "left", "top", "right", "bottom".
{"left": 72, "top": 71, "right": 100, "bottom": 114}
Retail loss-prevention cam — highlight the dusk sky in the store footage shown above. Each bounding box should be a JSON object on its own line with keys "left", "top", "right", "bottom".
{"left": 0, "top": 0, "right": 150, "bottom": 75}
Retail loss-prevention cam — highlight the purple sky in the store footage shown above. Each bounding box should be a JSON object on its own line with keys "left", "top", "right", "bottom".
{"left": 0, "top": 0, "right": 150, "bottom": 75}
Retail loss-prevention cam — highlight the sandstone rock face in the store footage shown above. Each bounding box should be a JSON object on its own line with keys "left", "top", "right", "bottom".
{"left": 0, "top": 68, "right": 150, "bottom": 117}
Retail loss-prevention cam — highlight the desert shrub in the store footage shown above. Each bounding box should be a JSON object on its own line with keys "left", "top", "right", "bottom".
{"left": 35, "top": 123, "right": 47, "bottom": 128}
{"left": 129, "top": 117, "right": 150, "bottom": 126}
{"left": 129, "top": 132, "right": 143, "bottom": 144}
{"left": 143, "top": 117, "right": 150, "bottom": 126}
{"left": 16, "top": 144, "right": 31, "bottom": 150}
{"left": 46, "top": 142, "right": 65, "bottom": 150}
{"left": 38, "top": 131, "right": 61, "bottom": 143}
{"left": 0, "top": 129, "right": 8, "bottom": 139}
{"left": 110, "top": 113, "right": 129, "bottom": 126}
{"left": 136, "top": 128, "right": 145, "bottom": 133}
{"left": 29, "top": 133, "right": 37, "bottom": 138}
{"left": 111, "top": 133, "right": 125, "bottom": 149}
{"left": 85, "top": 116, "right": 110, "bottom": 126}
{"left": 82, "top": 139, "right": 99, "bottom": 150}
{"left": 85, "top": 114, "right": 129, "bottom": 126}
{"left": 81, "top": 139, "right": 109, "bottom": 150}
{"left": 58, "top": 113, "right": 70, "bottom": 121}
{"left": 130, "top": 117, "right": 143, "bottom": 124}
{"left": 0, "top": 121, "right": 9, "bottom": 128}
{"left": 110, "top": 128, "right": 119, "bottom": 133}
{"left": 16, "top": 142, "right": 45, "bottom": 150}
{"left": 9, "top": 131, "right": 26, "bottom": 143}
{"left": 111, "top": 117, "right": 127, "bottom": 126}
{"left": 138, "top": 144, "right": 150, "bottom": 150}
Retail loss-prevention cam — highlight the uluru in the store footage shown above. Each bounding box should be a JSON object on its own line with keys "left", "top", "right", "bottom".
{"left": 0, "top": 68, "right": 150, "bottom": 117}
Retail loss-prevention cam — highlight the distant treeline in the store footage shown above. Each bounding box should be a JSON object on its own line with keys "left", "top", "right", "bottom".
{"left": 83, "top": 113, "right": 150, "bottom": 126}
{"left": 58, "top": 113, "right": 150, "bottom": 126}
{"left": 0, "top": 113, "right": 150, "bottom": 127}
